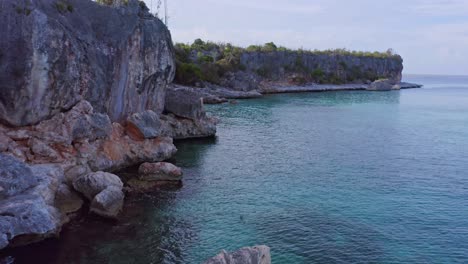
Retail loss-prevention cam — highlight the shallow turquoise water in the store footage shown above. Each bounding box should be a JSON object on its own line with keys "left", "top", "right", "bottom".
{"left": 4, "top": 75, "right": 468, "bottom": 263}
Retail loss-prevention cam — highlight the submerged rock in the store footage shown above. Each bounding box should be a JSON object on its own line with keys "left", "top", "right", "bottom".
{"left": 204, "top": 245, "right": 271, "bottom": 264}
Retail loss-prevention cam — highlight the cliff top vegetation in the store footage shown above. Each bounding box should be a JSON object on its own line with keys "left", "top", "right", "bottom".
{"left": 174, "top": 39, "right": 402, "bottom": 86}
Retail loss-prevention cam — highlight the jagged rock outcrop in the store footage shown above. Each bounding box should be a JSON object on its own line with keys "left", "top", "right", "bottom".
{"left": 204, "top": 246, "right": 271, "bottom": 264}
{"left": 0, "top": 0, "right": 175, "bottom": 127}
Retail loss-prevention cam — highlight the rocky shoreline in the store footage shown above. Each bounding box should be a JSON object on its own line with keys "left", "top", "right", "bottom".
{"left": 171, "top": 81, "right": 423, "bottom": 105}
{"left": 0, "top": 0, "right": 421, "bottom": 262}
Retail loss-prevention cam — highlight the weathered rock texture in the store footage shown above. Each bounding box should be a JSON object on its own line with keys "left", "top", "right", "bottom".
{"left": 0, "top": 155, "right": 63, "bottom": 249}
{"left": 0, "top": 0, "right": 175, "bottom": 127}
{"left": 204, "top": 246, "right": 271, "bottom": 264}
{"left": 0, "top": 101, "right": 177, "bottom": 171}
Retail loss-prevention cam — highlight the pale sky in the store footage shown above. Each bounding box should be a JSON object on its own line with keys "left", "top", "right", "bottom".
{"left": 143, "top": 0, "right": 468, "bottom": 75}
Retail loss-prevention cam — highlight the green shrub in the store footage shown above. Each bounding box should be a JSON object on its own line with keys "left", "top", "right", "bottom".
{"left": 246, "top": 45, "right": 262, "bottom": 52}
{"left": 174, "top": 62, "right": 202, "bottom": 86}
{"left": 262, "top": 42, "right": 277, "bottom": 52}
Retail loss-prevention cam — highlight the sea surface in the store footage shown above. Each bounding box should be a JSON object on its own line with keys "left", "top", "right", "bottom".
{"left": 3, "top": 74, "right": 468, "bottom": 264}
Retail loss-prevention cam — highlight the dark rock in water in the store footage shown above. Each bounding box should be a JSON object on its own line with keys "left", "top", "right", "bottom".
{"left": 126, "top": 110, "right": 162, "bottom": 140}
{"left": 203, "top": 245, "right": 271, "bottom": 264}
{"left": 165, "top": 87, "right": 205, "bottom": 120}
{"left": 0, "top": 0, "right": 175, "bottom": 127}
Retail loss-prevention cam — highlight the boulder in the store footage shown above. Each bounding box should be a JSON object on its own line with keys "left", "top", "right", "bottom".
{"left": 72, "top": 172, "right": 123, "bottom": 201}
{"left": 72, "top": 172, "right": 125, "bottom": 218}
{"left": 0, "top": 0, "right": 175, "bottom": 127}
{"left": 204, "top": 246, "right": 271, "bottom": 264}
{"left": 165, "top": 87, "right": 205, "bottom": 120}
{"left": 126, "top": 110, "right": 162, "bottom": 140}
{"left": 90, "top": 186, "right": 124, "bottom": 218}
{"left": 138, "top": 162, "right": 183, "bottom": 181}
{"left": 367, "top": 79, "right": 400, "bottom": 91}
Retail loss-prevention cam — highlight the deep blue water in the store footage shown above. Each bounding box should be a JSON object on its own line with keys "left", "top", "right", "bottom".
{"left": 3, "top": 75, "right": 468, "bottom": 264}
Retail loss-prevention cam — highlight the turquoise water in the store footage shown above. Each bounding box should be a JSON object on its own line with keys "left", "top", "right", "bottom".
{"left": 4, "top": 75, "right": 468, "bottom": 263}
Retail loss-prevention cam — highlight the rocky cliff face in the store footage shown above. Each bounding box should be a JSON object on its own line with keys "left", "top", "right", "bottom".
{"left": 0, "top": 0, "right": 216, "bottom": 250}
{"left": 240, "top": 51, "right": 403, "bottom": 85}
{"left": 0, "top": 0, "right": 175, "bottom": 127}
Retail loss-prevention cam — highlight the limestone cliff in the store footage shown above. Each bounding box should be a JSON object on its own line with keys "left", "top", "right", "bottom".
{"left": 239, "top": 51, "right": 403, "bottom": 86}
{"left": 0, "top": 0, "right": 216, "bottom": 250}
{"left": 174, "top": 40, "right": 404, "bottom": 91}
{"left": 0, "top": 0, "right": 175, "bottom": 127}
